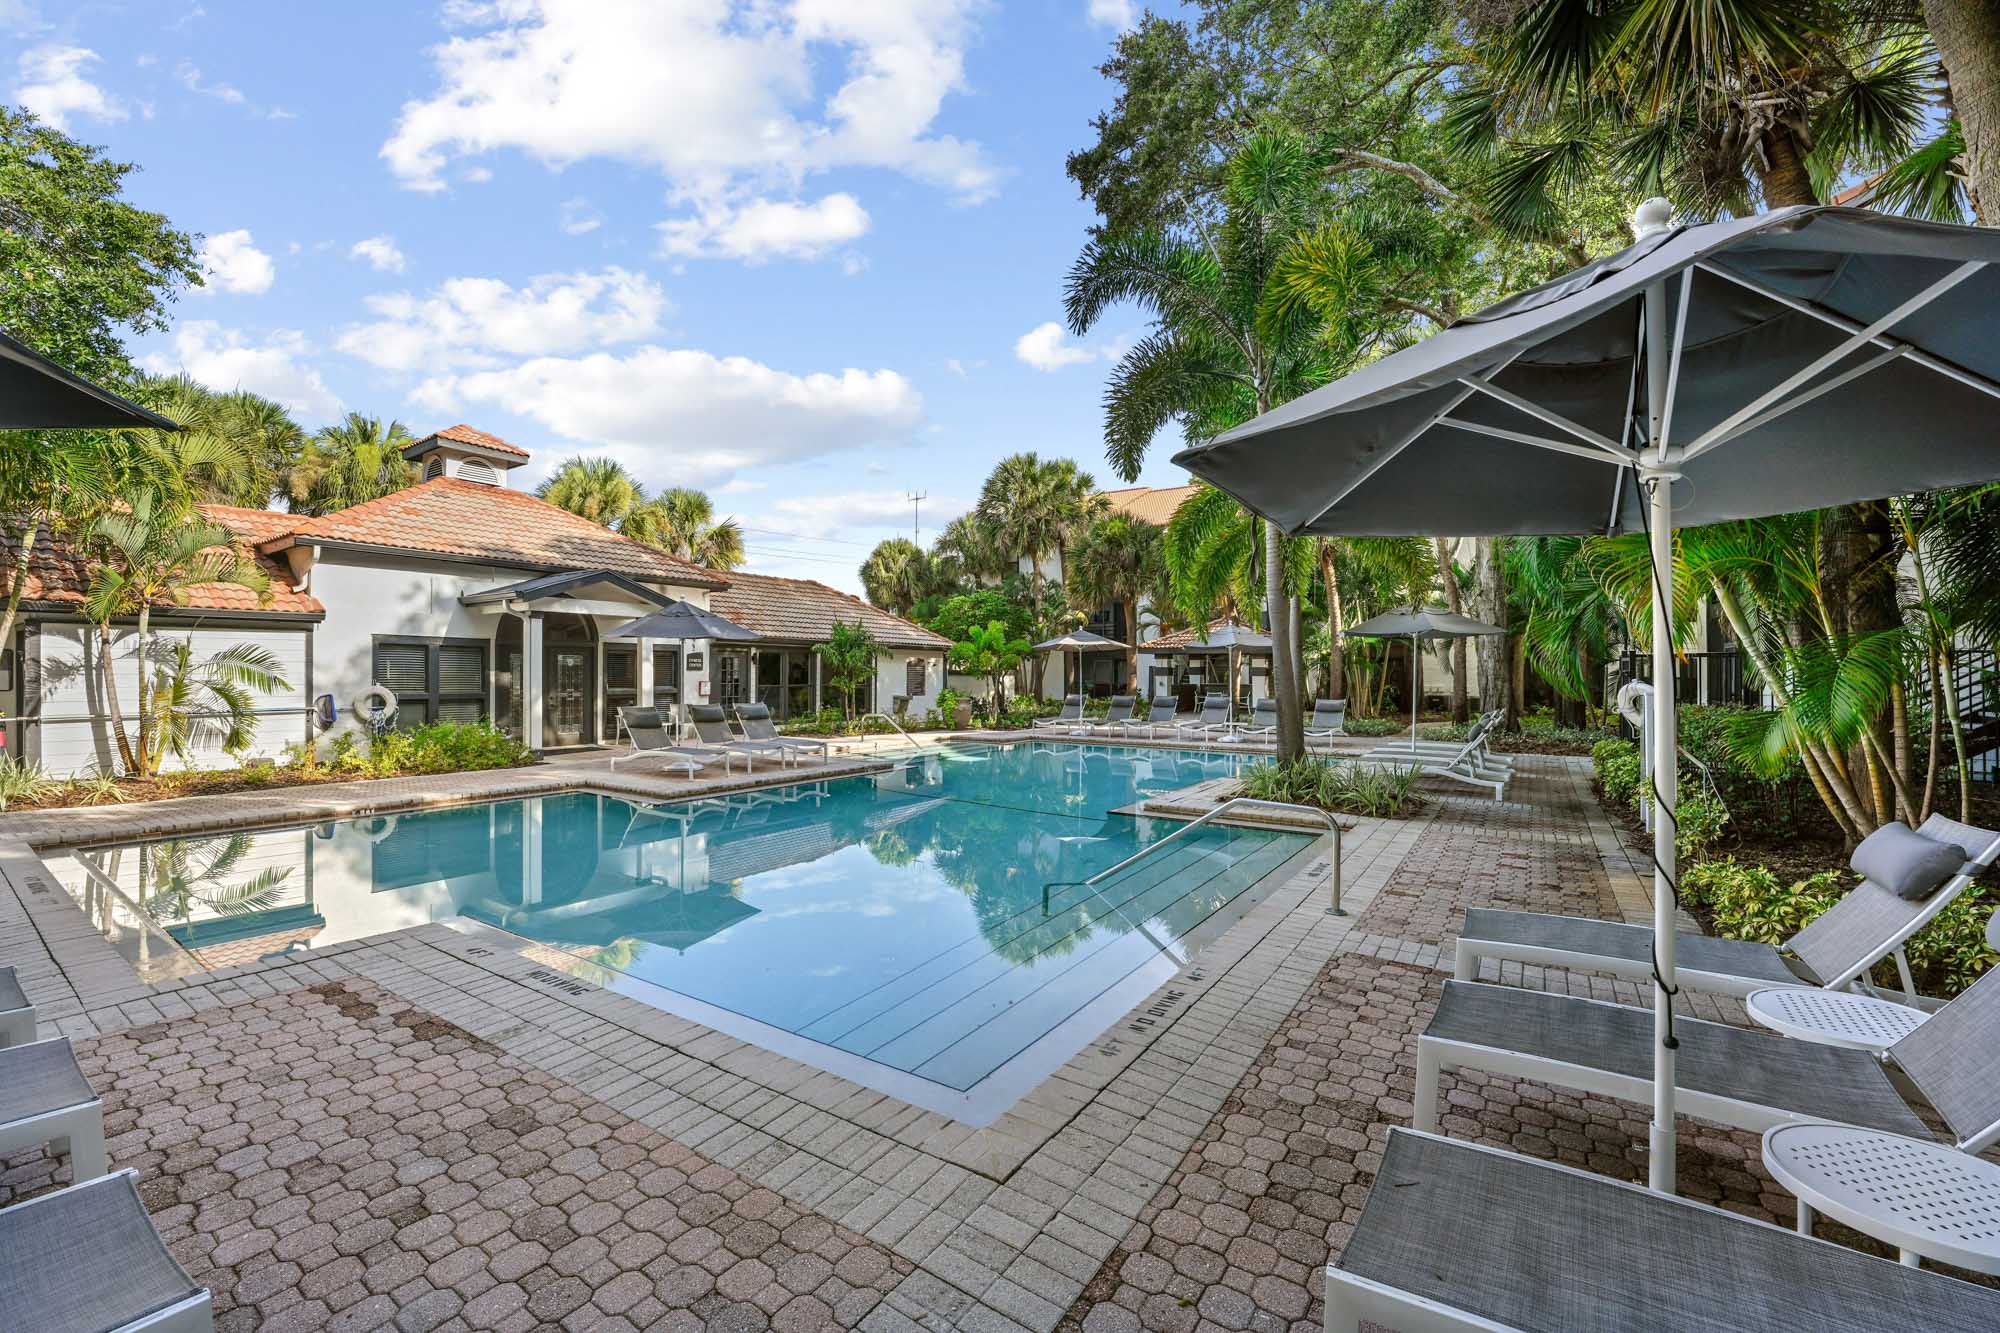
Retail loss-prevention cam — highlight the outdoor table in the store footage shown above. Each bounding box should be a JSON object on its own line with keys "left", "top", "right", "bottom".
{"left": 1762, "top": 1122, "right": 2000, "bottom": 1273}
{"left": 1744, "top": 987, "right": 1929, "bottom": 1054}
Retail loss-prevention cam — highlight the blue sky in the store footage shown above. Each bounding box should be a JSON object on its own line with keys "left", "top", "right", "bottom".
{"left": 7, "top": 0, "right": 1187, "bottom": 592}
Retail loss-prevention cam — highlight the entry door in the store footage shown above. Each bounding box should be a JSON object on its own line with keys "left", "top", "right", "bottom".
{"left": 544, "top": 647, "right": 594, "bottom": 747}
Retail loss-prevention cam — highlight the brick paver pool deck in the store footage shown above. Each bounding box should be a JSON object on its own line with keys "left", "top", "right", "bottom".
{"left": 0, "top": 743, "right": 1980, "bottom": 1330}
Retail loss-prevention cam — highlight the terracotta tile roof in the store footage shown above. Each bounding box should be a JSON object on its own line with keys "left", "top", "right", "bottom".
{"left": 259, "top": 479, "right": 728, "bottom": 588}
{"left": 412, "top": 423, "right": 530, "bottom": 458}
{"left": 711, "top": 570, "right": 950, "bottom": 650}
{"left": 1138, "top": 616, "right": 1267, "bottom": 652}
{"left": 0, "top": 509, "right": 323, "bottom": 617}
{"left": 1097, "top": 483, "right": 1198, "bottom": 526}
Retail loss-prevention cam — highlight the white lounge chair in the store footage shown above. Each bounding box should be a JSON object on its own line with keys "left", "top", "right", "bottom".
{"left": 0, "top": 1168, "right": 213, "bottom": 1331}
{"left": 1178, "top": 692, "right": 1236, "bottom": 741}
{"left": 1412, "top": 958, "right": 2000, "bottom": 1154}
{"left": 1080, "top": 694, "right": 1137, "bottom": 733}
{"left": 610, "top": 706, "right": 743, "bottom": 776}
{"left": 1365, "top": 711, "right": 1515, "bottom": 771}
{"left": 1326, "top": 1128, "right": 2000, "bottom": 1333}
{"left": 1236, "top": 697, "right": 1280, "bottom": 741}
{"left": 1454, "top": 813, "right": 2000, "bottom": 1000}
{"left": 1033, "top": 694, "right": 1087, "bottom": 730}
{"left": 689, "top": 705, "right": 795, "bottom": 771}
{"left": 732, "top": 702, "right": 832, "bottom": 763}
{"left": 0, "top": 966, "right": 34, "bottom": 1047}
{"left": 0, "top": 1037, "right": 107, "bottom": 1186}
{"left": 1125, "top": 689, "right": 1181, "bottom": 740}
{"left": 1304, "top": 698, "right": 1346, "bottom": 748}
{"left": 1378, "top": 726, "right": 1510, "bottom": 799}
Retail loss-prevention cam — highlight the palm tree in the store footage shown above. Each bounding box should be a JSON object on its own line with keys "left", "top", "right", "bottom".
{"left": 283, "top": 415, "right": 416, "bottom": 515}
{"left": 83, "top": 489, "right": 271, "bottom": 775}
{"left": 537, "top": 456, "right": 641, "bottom": 526}
{"left": 1066, "top": 132, "right": 1384, "bottom": 759}
{"left": 860, "top": 538, "right": 930, "bottom": 614}
{"left": 975, "top": 453, "right": 1105, "bottom": 597}
{"left": 622, "top": 487, "right": 745, "bottom": 570}
{"left": 0, "top": 428, "right": 116, "bottom": 658}
{"left": 145, "top": 637, "right": 290, "bottom": 771}
{"left": 1066, "top": 515, "right": 1163, "bottom": 683}
{"left": 931, "top": 513, "right": 1010, "bottom": 585}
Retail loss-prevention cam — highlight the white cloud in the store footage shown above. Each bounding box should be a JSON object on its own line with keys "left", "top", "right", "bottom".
{"left": 174, "top": 59, "right": 243, "bottom": 104}
{"left": 381, "top": 0, "right": 997, "bottom": 265}
{"left": 141, "top": 323, "right": 342, "bottom": 419}
{"left": 762, "top": 489, "right": 968, "bottom": 533}
{"left": 197, "top": 230, "right": 276, "bottom": 295}
{"left": 1087, "top": 0, "right": 1136, "bottom": 30}
{"left": 658, "top": 193, "right": 869, "bottom": 263}
{"left": 1014, "top": 321, "right": 1101, "bottom": 372}
{"left": 412, "top": 346, "right": 924, "bottom": 484}
{"left": 15, "top": 45, "right": 125, "bottom": 130}
{"left": 558, "top": 196, "right": 602, "bottom": 235}
{"left": 349, "top": 235, "right": 408, "bottom": 273}
{"left": 337, "top": 266, "right": 666, "bottom": 372}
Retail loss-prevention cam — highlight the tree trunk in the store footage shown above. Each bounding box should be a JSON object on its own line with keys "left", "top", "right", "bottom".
{"left": 1435, "top": 538, "right": 1469, "bottom": 721}
{"left": 1122, "top": 595, "right": 1139, "bottom": 686}
{"left": 1262, "top": 519, "right": 1303, "bottom": 761}
{"left": 1322, "top": 541, "right": 1346, "bottom": 698}
{"left": 134, "top": 606, "right": 152, "bottom": 778}
{"left": 98, "top": 623, "right": 136, "bottom": 775}
{"left": 1924, "top": 0, "right": 2000, "bottom": 221}
{"left": 0, "top": 514, "right": 39, "bottom": 661}
{"left": 1821, "top": 499, "right": 1901, "bottom": 824}
{"left": 1473, "top": 538, "right": 1514, "bottom": 730}
{"left": 1753, "top": 123, "right": 1820, "bottom": 209}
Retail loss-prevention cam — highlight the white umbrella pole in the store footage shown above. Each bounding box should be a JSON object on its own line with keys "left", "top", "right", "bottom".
{"left": 1641, "top": 240, "right": 1680, "bottom": 1193}
{"left": 1409, "top": 633, "right": 1420, "bottom": 750}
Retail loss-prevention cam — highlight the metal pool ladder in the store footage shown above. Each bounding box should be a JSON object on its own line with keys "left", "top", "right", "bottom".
{"left": 1044, "top": 796, "right": 1345, "bottom": 918}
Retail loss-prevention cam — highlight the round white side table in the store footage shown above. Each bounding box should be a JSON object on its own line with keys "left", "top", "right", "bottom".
{"left": 1762, "top": 1121, "right": 2000, "bottom": 1273}
{"left": 1744, "top": 986, "right": 1929, "bottom": 1054}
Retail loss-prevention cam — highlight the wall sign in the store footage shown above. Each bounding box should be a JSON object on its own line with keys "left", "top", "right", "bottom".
{"left": 685, "top": 652, "right": 705, "bottom": 672}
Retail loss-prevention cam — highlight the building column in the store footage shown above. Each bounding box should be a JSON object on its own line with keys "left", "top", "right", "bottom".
{"left": 812, "top": 654, "right": 822, "bottom": 713}
{"left": 522, "top": 612, "right": 545, "bottom": 752}
{"left": 636, "top": 637, "right": 655, "bottom": 711}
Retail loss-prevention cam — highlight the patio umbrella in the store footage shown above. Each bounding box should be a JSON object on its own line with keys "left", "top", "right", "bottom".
{"left": 1173, "top": 199, "right": 2000, "bottom": 1193}
{"left": 1185, "top": 620, "right": 1271, "bottom": 708}
{"left": 1344, "top": 607, "right": 1505, "bottom": 749}
{"left": 607, "top": 599, "right": 760, "bottom": 643}
{"left": 1035, "top": 628, "right": 1128, "bottom": 697}
{"left": 0, "top": 329, "right": 180, "bottom": 430}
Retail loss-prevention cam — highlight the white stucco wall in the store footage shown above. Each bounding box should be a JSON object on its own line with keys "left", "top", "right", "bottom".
{"left": 21, "top": 619, "right": 310, "bottom": 778}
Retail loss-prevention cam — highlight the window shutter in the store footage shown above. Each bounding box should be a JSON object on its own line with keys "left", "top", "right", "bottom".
{"left": 438, "top": 644, "right": 485, "bottom": 695}
{"left": 374, "top": 643, "right": 428, "bottom": 694}
{"left": 906, "top": 658, "right": 925, "bottom": 697}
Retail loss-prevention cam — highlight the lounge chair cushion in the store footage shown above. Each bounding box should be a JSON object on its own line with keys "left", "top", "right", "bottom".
{"left": 1850, "top": 820, "right": 1966, "bottom": 899}
{"left": 0, "top": 1171, "right": 205, "bottom": 1333}
{"left": 1339, "top": 1129, "right": 2000, "bottom": 1333}
{"left": 1427, "top": 981, "right": 1931, "bottom": 1139}
{"left": 1458, "top": 909, "right": 1806, "bottom": 988}
{"left": 0, "top": 1039, "right": 94, "bottom": 1124}
{"left": 0, "top": 966, "right": 25, "bottom": 1013}
{"left": 1889, "top": 964, "right": 2000, "bottom": 1147}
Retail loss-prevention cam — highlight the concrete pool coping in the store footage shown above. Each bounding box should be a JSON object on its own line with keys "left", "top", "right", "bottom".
{"left": 0, "top": 741, "right": 1436, "bottom": 1329}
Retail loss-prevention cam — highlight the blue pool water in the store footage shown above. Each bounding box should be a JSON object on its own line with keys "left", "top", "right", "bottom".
{"left": 63, "top": 742, "right": 1305, "bottom": 1101}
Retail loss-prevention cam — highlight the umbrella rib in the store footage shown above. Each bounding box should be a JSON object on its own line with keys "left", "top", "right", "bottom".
{"left": 1656, "top": 269, "right": 1694, "bottom": 457}
{"left": 1435, "top": 416, "right": 1631, "bottom": 465}
{"left": 1455, "top": 378, "right": 1629, "bottom": 459}
{"left": 1693, "top": 345, "right": 1906, "bottom": 457}
{"left": 1683, "top": 260, "right": 1985, "bottom": 461}
{"left": 1694, "top": 261, "right": 2000, "bottom": 406}
{"left": 1294, "top": 352, "right": 1524, "bottom": 533}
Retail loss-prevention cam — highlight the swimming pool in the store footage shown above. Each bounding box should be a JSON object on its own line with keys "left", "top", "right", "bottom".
{"left": 54, "top": 742, "right": 1308, "bottom": 1115}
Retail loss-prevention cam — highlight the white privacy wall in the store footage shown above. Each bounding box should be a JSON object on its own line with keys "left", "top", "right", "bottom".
{"left": 25, "top": 621, "right": 310, "bottom": 777}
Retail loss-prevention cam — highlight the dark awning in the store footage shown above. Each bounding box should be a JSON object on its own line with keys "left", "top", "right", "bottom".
{"left": 0, "top": 330, "right": 180, "bottom": 431}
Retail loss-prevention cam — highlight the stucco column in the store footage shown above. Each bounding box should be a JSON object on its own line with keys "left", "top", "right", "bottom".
{"left": 636, "top": 638, "right": 654, "bottom": 713}
{"left": 522, "top": 612, "right": 544, "bottom": 752}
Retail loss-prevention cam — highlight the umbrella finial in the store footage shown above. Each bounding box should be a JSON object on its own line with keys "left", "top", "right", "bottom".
{"left": 1633, "top": 197, "right": 1674, "bottom": 238}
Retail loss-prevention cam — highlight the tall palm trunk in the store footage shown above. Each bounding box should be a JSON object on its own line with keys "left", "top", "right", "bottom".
{"left": 0, "top": 515, "right": 39, "bottom": 661}
{"left": 1473, "top": 538, "right": 1514, "bottom": 729}
{"left": 1435, "top": 538, "right": 1468, "bottom": 721}
{"left": 1754, "top": 122, "right": 1819, "bottom": 210}
{"left": 1924, "top": 0, "right": 2000, "bottom": 220}
{"left": 1321, "top": 541, "right": 1346, "bottom": 698}
{"left": 133, "top": 605, "right": 153, "bottom": 778}
{"left": 1263, "top": 519, "right": 1302, "bottom": 760}
{"left": 98, "top": 623, "right": 137, "bottom": 775}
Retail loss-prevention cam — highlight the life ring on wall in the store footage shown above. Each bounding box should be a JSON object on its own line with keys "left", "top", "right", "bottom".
{"left": 354, "top": 813, "right": 399, "bottom": 843}
{"left": 355, "top": 684, "right": 398, "bottom": 730}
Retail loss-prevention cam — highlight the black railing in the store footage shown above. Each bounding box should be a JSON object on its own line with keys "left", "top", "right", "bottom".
{"left": 1617, "top": 649, "right": 1756, "bottom": 709}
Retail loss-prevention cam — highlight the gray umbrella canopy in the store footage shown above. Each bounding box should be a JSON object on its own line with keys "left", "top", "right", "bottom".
{"left": 1034, "top": 629, "right": 1129, "bottom": 651}
{"left": 1175, "top": 205, "right": 2000, "bottom": 538}
{"left": 0, "top": 330, "right": 180, "bottom": 430}
{"left": 1185, "top": 620, "right": 1271, "bottom": 651}
{"left": 608, "top": 600, "right": 760, "bottom": 642}
{"left": 1174, "top": 200, "right": 2000, "bottom": 1197}
{"left": 1345, "top": 608, "right": 1505, "bottom": 640}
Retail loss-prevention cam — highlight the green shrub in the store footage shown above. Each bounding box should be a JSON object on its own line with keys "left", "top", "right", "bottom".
{"left": 0, "top": 756, "right": 59, "bottom": 810}
{"left": 1239, "top": 757, "right": 1425, "bottom": 819}
{"left": 1672, "top": 789, "right": 1731, "bottom": 862}
{"left": 1592, "top": 739, "right": 1643, "bottom": 807}
{"left": 1342, "top": 716, "right": 1403, "bottom": 737}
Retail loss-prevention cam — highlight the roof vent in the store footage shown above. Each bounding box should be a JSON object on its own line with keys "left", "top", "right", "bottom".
{"left": 423, "top": 456, "right": 446, "bottom": 482}
{"left": 456, "top": 458, "right": 502, "bottom": 487}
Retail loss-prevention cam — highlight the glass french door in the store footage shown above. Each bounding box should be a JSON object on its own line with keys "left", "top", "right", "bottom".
{"left": 544, "top": 647, "right": 593, "bottom": 747}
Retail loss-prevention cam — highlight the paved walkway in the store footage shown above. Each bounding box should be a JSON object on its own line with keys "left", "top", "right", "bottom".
{"left": 0, "top": 750, "right": 1971, "bottom": 1330}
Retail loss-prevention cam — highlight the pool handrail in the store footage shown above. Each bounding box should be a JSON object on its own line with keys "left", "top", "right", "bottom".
{"left": 1045, "top": 796, "right": 1343, "bottom": 918}
{"left": 853, "top": 712, "right": 923, "bottom": 751}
